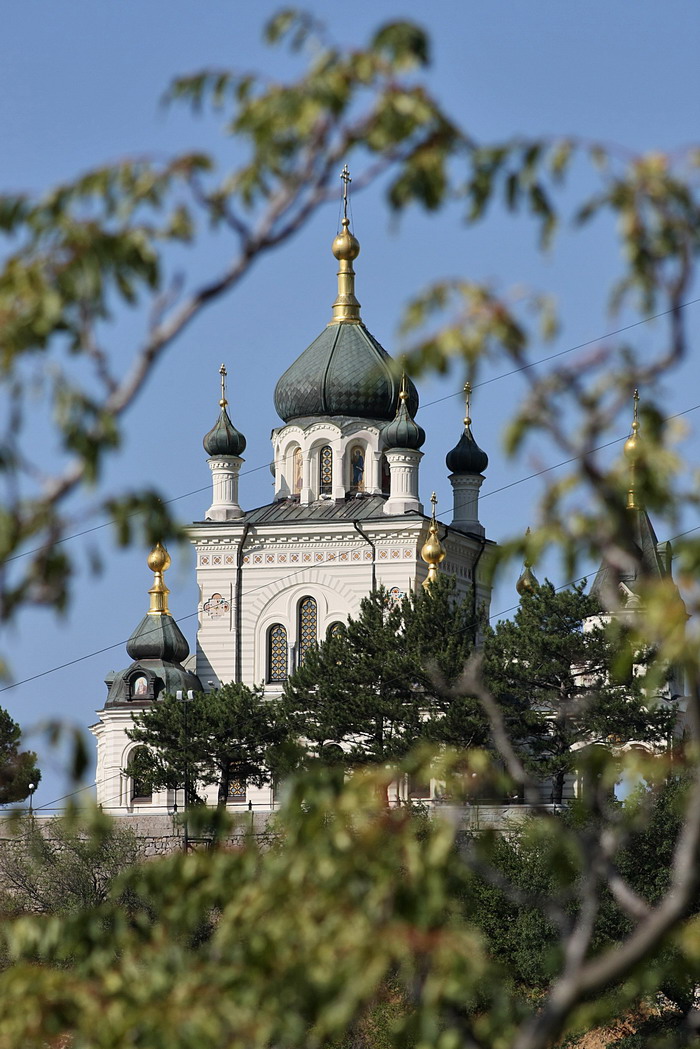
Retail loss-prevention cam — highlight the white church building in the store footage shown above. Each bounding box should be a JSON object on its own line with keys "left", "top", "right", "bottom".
{"left": 92, "top": 197, "right": 497, "bottom": 816}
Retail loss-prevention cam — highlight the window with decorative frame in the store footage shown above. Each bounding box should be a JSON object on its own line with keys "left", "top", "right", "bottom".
{"left": 298, "top": 596, "right": 318, "bottom": 666}
{"left": 267, "top": 623, "right": 288, "bottom": 683}
{"left": 319, "top": 444, "right": 333, "bottom": 495}
{"left": 327, "top": 621, "right": 345, "bottom": 640}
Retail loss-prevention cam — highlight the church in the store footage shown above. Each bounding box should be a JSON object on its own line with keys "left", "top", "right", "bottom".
{"left": 91, "top": 182, "right": 498, "bottom": 816}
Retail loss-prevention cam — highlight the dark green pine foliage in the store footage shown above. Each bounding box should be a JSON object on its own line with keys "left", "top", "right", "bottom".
{"left": 482, "top": 580, "right": 675, "bottom": 804}
{"left": 127, "top": 684, "right": 291, "bottom": 807}
{"left": 281, "top": 577, "right": 489, "bottom": 770}
{"left": 0, "top": 707, "right": 40, "bottom": 804}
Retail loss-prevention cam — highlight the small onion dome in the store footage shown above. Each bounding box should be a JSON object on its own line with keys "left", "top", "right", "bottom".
{"left": 380, "top": 381, "right": 425, "bottom": 451}
{"left": 446, "top": 424, "right": 488, "bottom": 475}
{"left": 421, "top": 493, "right": 446, "bottom": 589}
{"left": 516, "top": 564, "right": 540, "bottom": 596}
{"left": 203, "top": 406, "right": 246, "bottom": 457}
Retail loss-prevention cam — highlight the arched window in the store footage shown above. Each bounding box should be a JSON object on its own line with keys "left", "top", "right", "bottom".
{"left": 129, "top": 747, "right": 153, "bottom": 802}
{"left": 293, "top": 447, "right": 303, "bottom": 496}
{"left": 327, "top": 621, "right": 345, "bottom": 641}
{"left": 349, "top": 444, "right": 365, "bottom": 491}
{"left": 319, "top": 444, "right": 333, "bottom": 495}
{"left": 298, "top": 596, "right": 317, "bottom": 666}
{"left": 268, "top": 623, "right": 288, "bottom": 683}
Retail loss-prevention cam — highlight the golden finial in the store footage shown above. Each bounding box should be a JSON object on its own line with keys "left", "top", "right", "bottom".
{"left": 516, "top": 527, "right": 539, "bottom": 596}
{"left": 421, "top": 492, "right": 446, "bottom": 589}
{"left": 624, "top": 388, "right": 641, "bottom": 510}
{"left": 147, "top": 541, "right": 172, "bottom": 617}
{"left": 219, "top": 363, "right": 228, "bottom": 409}
{"left": 331, "top": 165, "right": 361, "bottom": 324}
{"left": 464, "top": 381, "right": 472, "bottom": 428}
{"left": 399, "top": 372, "right": 409, "bottom": 403}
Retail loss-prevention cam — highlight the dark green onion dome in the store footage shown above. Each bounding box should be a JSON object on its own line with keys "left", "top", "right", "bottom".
{"left": 126, "top": 611, "right": 190, "bottom": 664}
{"left": 203, "top": 363, "right": 246, "bottom": 456}
{"left": 380, "top": 381, "right": 425, "bottom": 450}
{"left": 275, "top": 324, "right": 419, "bottom": 423}
{"left": 273, "top": 214, "right": 418, "bottom": 423}
{"left": 446, "top": 425, "right": 488, "bottom": 475}
{"left": 203, "top": 405, "right": 246, "bottom": 457}
{"left": 446, "top": 382, "right": 488, "bottom": 474}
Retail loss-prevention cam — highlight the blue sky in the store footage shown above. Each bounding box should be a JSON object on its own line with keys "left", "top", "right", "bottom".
{"left": 1, "top": 1, "right": 699, "bottom": 808}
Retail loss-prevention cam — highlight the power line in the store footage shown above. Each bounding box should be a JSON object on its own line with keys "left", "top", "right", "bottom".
{"left": 7, "top": 296, "right": 700, "bottom": 565}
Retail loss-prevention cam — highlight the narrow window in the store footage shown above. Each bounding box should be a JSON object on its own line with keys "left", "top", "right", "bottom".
{"left": 327, "top": 621, "right": 345, "bottom": 641}
{"left": 298, "top": 596, "right": 317, "bottom": 666}
{"left": 268, "top": 623, "right": 288, "bottom": 683}
{"left": 227, "top": 767, "right": 247, "bottom": 802}
{"left": 319, "top": 444, "right": 333, "bottom": 495}
{"left": 381, "top": 454, "right": 391, "bottom": 495}
{"left": 130, "top": 747, "right": 153, "bottom": 802}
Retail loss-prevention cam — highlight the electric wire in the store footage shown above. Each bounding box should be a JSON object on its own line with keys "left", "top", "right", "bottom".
{"left": 7, "top": 296, "right": 700, "bottom": 566}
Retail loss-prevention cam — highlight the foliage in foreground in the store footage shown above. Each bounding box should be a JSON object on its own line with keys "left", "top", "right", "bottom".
{"left": 0, "top": 756, "right": 699, "bottom": 1049}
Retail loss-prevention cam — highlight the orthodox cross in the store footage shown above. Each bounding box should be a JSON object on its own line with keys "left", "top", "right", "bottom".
{"left": 464, "top": 381, "right": 472, "bottom": 428}
{"left": 219, "top": 363, "right": 228, "bottom": 408}
{"left": 340, "top": 164, "right": 351, "bottom": 221}
{"left": 430, "top": 490, "right": 438, "bottom": 523}
{"left": 632, "top": 387, "right": 639, "bottom": 434}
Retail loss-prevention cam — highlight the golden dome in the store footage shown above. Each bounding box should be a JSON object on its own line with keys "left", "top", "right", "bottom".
{"left": 147, "top": 541, "right": 172, "bottom": 616}
{"left": 421, "top": 493, "right": 446, "bottom": 589}
{"left": 147, "top": 541, "right": 171, "bottom": 575}
{"left": 332, "top": 217, "right": 360, "bottom": 262}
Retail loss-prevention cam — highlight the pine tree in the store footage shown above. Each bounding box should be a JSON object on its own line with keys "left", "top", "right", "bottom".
{"left": 281, "top": 577, "right": 489, "bottom": 770}
{"left": 0, "top": 708, "right": 40, "bottom": 805}
{"left": 482, "top": 580, "right": 674, "bottom": 804}
{"left": 127, "top": 684, "right": 291, "bottom": 807}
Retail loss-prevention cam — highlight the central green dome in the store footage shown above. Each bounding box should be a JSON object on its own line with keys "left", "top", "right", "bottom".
{"left": 274, "top": 322, "right": 418, "bottom": 423}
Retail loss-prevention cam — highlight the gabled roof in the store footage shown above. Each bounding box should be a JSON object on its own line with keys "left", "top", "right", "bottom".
{"left": 590, "top": 507, "right": 672, "bottom": 603}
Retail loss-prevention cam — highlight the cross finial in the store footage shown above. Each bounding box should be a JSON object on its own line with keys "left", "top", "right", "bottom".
{"left": 430, "top": 491, "right": 438, "bottom": 522}
{"left": 340, "top": 164, "right": 351, "bottom": 222}
{"left": 219, "top": 363, "right": 228, "bottom": 409}
{"left": 632, "top": 388, "right": 639, "bottom": 433}
{"left": 399, "top": 371, "right": 408, "bottom": 403}
{"left": 464, "top": 381, "right": 472, "bottom": 428}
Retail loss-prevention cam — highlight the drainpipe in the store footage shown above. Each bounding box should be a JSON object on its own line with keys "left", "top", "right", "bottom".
{"left": 353, "top": 520, "right": 376, "bottom": 591}
{"left": 441, "top": 524, "right": 487, "bottom": 645}
{"left": 470, "top": 533, "right": 487, "bottom": 645}
{"left": 235, "top": 522, "right": 251, "bottom": 683}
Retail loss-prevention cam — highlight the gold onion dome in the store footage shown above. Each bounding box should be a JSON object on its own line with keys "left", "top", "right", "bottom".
{"left": 203, "top": 364, "right": 247, "bottom": 458}
{"left": 421, "top": 493, "right": 446, "bottom": 589}
{"left": 380, "top": 374, "right": 426, "bottom": 451}
{"left": 446, "top": 383, "right": 488, "bottom": 475}
{"left": 273, "top": 165, "right": 418, "bottom": 424}
{"left": 516, "top": 564, "right": 540, "bottom": 596}
{"left": 516, "top": 528, "right": 539, "bottom": 596}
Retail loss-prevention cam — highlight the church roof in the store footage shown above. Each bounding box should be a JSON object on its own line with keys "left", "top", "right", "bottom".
{"left": 589, "top": 507, "right": 673, "bottom": 602}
